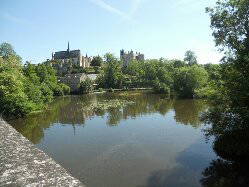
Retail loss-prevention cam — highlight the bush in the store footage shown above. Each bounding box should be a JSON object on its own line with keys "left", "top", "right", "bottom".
{"left": 174, "top": 65, "right": 208, "bottom": 98}
{"left": 53, "top": 83, "right": 71, "bottom": 96}
{"left": 60, "top": 83, "right": 70, "bottom": 95}
{"left": 153, "top": 80, "right": 170, "bottom": 95}
{"left": 79, "top": 78, "right": 94, "bottom": 94}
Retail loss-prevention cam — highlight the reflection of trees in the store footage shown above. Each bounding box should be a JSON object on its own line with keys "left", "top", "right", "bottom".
{"left": 10, "top": 92, "right": 208, "bottom": 143}
{"left": 9, "top": 97, "right": 71, "bottom": 144}
{"left": 105, "top": 93, "right": 174, "bottom": 126}
{"left": 201, "top": 159, "right": 249, "bottom": 187}
{"left": 174, "top": 100, "right": 208, "bottom": 128}
{"left": 107, "top": 108, "right": 123, "bottom": 126}
{"left": 201, "top": 112, "right": 249, "bottom": 187}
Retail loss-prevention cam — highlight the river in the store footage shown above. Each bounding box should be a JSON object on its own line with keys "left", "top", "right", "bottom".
{"left": 10, "top": 91, "right": 217, "bottom": 187}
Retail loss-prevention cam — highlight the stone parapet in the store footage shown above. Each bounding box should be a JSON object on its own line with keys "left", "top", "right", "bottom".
{"left": 0, "top": 119, "right": 85, "bottom": 187}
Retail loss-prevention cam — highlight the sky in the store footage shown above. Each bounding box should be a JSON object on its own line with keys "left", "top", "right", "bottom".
{"left": 0, "top": 0, "right": 223, "bottom": 64}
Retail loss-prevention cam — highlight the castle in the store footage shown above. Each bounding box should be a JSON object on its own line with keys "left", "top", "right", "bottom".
{"left": 120, "top": 49, "right": 145, "bottom": 67}
{"left": 52, "top": 42, "right": 91, "bottom": 69}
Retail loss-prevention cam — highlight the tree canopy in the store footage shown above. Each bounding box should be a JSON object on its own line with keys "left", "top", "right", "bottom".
{"left": 0, "top": 42, "right": 70, "bottom": 118}
{"left": 184, "top": 50, "right": 198, "bottom": 65}
{"left": 91, "top": 56, "right": 103, "bottom": 67}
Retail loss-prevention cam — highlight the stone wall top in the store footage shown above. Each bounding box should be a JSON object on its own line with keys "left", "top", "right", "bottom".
{"left": 0, "top": 118, "right": 85, "bottom": 187}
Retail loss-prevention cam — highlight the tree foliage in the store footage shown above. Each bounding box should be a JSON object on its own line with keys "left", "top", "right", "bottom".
{"left": 174, "top": 65, "right": 208, "bottom": 98}
{"left": 91, "top": 56, "right": 103, "bottom": 67}
{"left": 96, "top": 53, "right": 209, "bottom": 96}
{"left": 201, "top": 0, "right": 249, "bottom": 172}
{"left": 0, "top": 42, "right": 17, "bottom": 58}
{"left": 79, "top": 78, "right": 94, "bottom": 94}
{"left": 204, "top": 0, "right": 249, "bottom": 133}
{"left": 184, "top": 50, "right": 198, "bottom": 65}
{"left": 97, "top": 54, "right": 123, "bottom": 89}
{"left": 0, "top": 42, "right": 70, "bottom": 118}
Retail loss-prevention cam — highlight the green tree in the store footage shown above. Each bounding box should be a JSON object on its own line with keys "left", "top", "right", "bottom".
{"left": 170, "top": 59, "right": 186, "bottom": 68}
{"left": 0, "top": 42, "right": 17, "bottom": 58}
{"left": 201, "top": 0, "right": 249, "bottom": 166}
{"left": 184, "top": 50, "right": 198, "bottom": 65}
{"left": 104, "top": 53, "right": 117, "bottom": 63}
{"left": 91, "top": 56, "right": 103, "bottom": 67}
{"left": 97, "top": 53, "right": 123, "bottom": 89}
{"left": 174, "top": 65, "right": 208, "bottom": 98}
{"left": 204, "top": 0, "right": 249, "bottom": 132}
{"left": 0, "top": 43, "right": 70, "bottom": 118}
{"left": 0, "top": 45, "right": 33, "bottom": 117}
{"left": 79, "top": 78, "right": 94, "bottom": 94}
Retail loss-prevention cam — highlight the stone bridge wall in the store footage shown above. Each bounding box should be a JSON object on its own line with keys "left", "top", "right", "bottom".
{"left": 0, "top": 119, "right": 85, "bottom": 187}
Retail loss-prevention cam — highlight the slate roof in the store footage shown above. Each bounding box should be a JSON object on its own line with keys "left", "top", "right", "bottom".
{"left": 54, "top": 50, "right": 81, "bottom": 59}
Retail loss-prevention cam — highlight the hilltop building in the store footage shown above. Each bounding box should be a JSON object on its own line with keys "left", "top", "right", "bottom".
{"left": 120, "top": 49, "right": 145, "bottom": 67}
{"left": 51, "top": 42, "right": 91, "bottom": 75}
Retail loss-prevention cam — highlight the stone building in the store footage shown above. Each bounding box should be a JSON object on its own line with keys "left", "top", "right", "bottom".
{"left": 51, "top": 42, "right": 91, "bottom": 74}
{"left": 120, "top": 49, "right": 145, "bottom": 67}
{"left": 58, "top": 73, "right": 97, "bottom": 93}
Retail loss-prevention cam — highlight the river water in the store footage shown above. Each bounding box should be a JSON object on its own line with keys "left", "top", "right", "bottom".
{"left": 10, "top": 91, "right": 217, "bottom": 187}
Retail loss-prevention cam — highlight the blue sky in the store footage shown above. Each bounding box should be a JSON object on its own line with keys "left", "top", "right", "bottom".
{"left": 0, "top": 0, "right": 222, "bottom": 64}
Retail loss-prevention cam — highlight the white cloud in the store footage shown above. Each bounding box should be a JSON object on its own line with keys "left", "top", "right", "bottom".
{"left": 89, "top": 0, "right": 130, "bottom": 20}
{"left": 89, "top": 0, "right": 144, "bottom": 21}
{"left": 2, "top": 12, "right": 30, "bottom": 25}
{"left": 129, "top": 0, "right": 143, "bottom": 17}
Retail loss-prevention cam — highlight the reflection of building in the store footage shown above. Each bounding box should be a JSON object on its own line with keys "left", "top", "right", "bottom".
{"left": 120, "top": 49, "right": 145, "bottom": 67}
{"left": 52, "top": 42, "right": 92, "bottom": 68}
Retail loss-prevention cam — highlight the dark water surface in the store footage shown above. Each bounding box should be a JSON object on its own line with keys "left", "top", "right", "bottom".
{"left": 10, "top": 92, "right": 217, "bottom": 187}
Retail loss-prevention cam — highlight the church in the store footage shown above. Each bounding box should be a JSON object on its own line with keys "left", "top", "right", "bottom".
{"left": 52, "top": 42, "right": 91, "bottom": 68}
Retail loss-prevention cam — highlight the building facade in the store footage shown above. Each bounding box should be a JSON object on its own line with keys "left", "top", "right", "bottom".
{"left": 58, "top": 73, "right": 97, "bottom": 92}
{"left": 52, "top": 42, "right": 91, "bottom": 69}
{"left": 120, "top": 49, "right": 145, "bottom": 67}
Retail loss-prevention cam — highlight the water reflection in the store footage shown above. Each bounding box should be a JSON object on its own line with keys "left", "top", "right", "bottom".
{"left": 200, "top": 130, "right": 249, "bottom": 187}
{"left": 9, "top": 91, "right": 215, "bottom": 187}
{"left": 10, "top": 92, "right": 208, "bottom": 144}
{"left": 201, "top": 110, "right": 249, "bottom": 187}
{"left": 141, "top": 139, "right": 214, "bottom": 187}
{"left": 201, "top": 159, "right": 249, "bottom": 187}
{"left": 174, "top": 100, "right": 207, "bottom": 128}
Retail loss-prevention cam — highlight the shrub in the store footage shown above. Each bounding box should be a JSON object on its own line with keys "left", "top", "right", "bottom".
{"left": 79, "top": 78, "right": 94, "bottom": 94}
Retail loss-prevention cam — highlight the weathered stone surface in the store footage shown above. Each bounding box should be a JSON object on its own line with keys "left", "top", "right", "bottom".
{"left": 0, "top": 119, "right": 85, "bottom": 187}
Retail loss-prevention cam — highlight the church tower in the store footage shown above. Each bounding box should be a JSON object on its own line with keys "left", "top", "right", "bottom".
{"left": 67, "top": 41, "right": 70, "bottom": 53}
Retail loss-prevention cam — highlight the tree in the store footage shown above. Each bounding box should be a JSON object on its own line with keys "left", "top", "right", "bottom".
{"left": 204, "top": 0, "right": 249, "bottom": 130}
{"left": 0, "top": 44, "right": 33, "bottom": 117}
{"left": 97, "top": 53, "right": 123, "bottom": 89}
{"left": 79, "top": 78, "right": 94, "bottom": 94}
{"left": 91, "top": 56, "right": 103, "bottom": 67}
{"left": 0, "top": 42, "right": 70, "bottom": 118}
{"left": 170, "top": 59, "right": 186, "bottom": 68}
{"left": 0, "top": 42, "right": 17, "bottom": 58}
{"left": 201, "top": 0, "right": 249, "bottom": 165}
{"left": 104, "top": 53, "right": 117, "bottom": 63}
{"left": 174, "top": 65, "right": 208, "bottom": 98}
{"left": 206, "top": 0, "right": 249, "bottom": 55}
{"left": 184, "top": 50, "right": 198, "bottom": 65}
